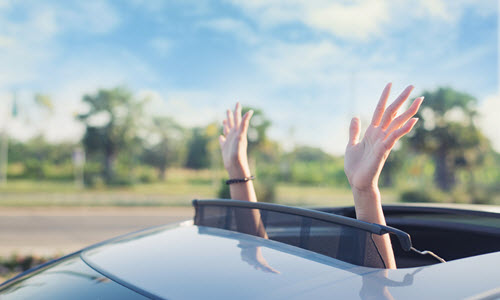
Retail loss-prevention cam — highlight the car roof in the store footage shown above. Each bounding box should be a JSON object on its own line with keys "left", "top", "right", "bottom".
{"left": 81, "top": 221, "right": 500, "bottom": 300}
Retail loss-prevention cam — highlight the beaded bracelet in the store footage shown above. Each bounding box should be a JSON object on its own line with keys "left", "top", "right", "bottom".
{"left": 225, "top": 176, "right": 255, "bottom": 185}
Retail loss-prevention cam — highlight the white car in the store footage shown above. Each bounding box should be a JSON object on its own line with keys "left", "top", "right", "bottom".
{"left": 1, "top": 199, "right": 499, "bottom": 299}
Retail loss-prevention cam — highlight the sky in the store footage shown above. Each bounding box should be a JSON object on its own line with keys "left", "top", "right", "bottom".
{"left": 0, "top": 0, "right": 498, "bottom": 154}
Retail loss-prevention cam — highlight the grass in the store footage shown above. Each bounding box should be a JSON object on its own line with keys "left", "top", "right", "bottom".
{"left": 0, "top": 169, "right": 217, "bottom": 207}
{"left": 0, "top": 183, "right": 398, "bottom": 209}
{"left": 0, "top": 182, "right": 214, "bottom": 207}
{"left": 0, "top": 168, "right": 498, "bottom": 207}
{"left": 276, "top": 184, "right": 399, "bottom": 207}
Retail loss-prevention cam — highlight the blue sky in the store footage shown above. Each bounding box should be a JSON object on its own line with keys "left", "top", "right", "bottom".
{"left": 0, "top": 0, "right": 498, "bottom": 154}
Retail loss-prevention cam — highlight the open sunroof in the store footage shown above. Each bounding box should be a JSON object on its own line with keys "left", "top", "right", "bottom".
{"left": 193, "top": 199, "right": 415, "bottom": 268}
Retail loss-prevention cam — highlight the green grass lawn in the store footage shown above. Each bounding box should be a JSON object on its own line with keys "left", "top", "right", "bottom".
{"left": 0, "top": 180, "right": 399, "bottom": 208}
{"left": 0, "top": 168, "right": 497, "bottom": 207}
{"left": 0, "top": 166, "right": 368, "bottom": 207}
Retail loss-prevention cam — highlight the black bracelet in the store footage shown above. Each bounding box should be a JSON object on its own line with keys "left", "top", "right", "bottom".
{"left": 226, "top": 176, "right": 255, "bottom": 185}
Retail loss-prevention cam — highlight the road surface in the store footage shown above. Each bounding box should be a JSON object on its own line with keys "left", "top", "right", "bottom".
{"left": 0, "top": 207, "right": 193, "bottom": 256}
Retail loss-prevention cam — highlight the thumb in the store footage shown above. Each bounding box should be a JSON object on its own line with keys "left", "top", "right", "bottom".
{"left": 218, "top": 135, "right": 226, "bottom": 148}
{"left": 348, "top": 117, "right": 361, "bottom": 146}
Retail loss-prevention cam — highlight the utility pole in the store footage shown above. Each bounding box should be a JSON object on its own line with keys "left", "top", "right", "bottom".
{"left": 0, "top": 92, "right": 14, "bottom": 185}
{"left": 73, "top": 146, "right": 85, "bottom": 188}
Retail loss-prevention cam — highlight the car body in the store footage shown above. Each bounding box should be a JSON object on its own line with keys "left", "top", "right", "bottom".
{"left": 1, "top": 199, "right": 499, "bottom": 299}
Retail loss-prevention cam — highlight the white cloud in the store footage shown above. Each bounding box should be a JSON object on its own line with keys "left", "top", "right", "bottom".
{"left": 416, "top": 0, "right": 496, "bottom": 21}
{"left": 252, "top": 40, "right": 345, "bottom": 86}
{"left": 66, "top": 1, "right": 121, "bottom": 34}
{"left": 164, "top": 90, "right": 223, "bottom": 126}
{"left": 139, "top": 89, "right": 170, "bottom": 117}
{"left": 305, "top": 1, "right": 389, "bottom": 40}
{"left": 0, "top": 18, "right": 58, "bottom": 87}
{"left": 0, "top": 35, "right": 15, "bottom": 48}
{"left": 0, "top": 0, "right": 495, "bottom": 157}
{"left": 223, "top": 0, "right": 392, "bottom": 40}
{"left": 200, "top": 18, "right": 259, "bottom": 44}
{"left": 149, "top": 37, "right": 171, "bottom": 56}
{"left": 0, "top": 89, "right": 85, "bottom": 143}
{"left": 0, "top": 1, "right": 11, "bottom": 9}
{"left": 0, "top": 48, "right": 157, "bottom": 143}
{"left": 31, "top": 8, "right": 59, "bottom": 38}
{"left": 226, "top": 0, "right": 496, "bottom": 41}
{"left": 0, "top": 1, "right": 122, "bottom": 89}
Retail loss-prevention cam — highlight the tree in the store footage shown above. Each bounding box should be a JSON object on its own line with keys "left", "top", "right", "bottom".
{"left": 379, "top": 147, "right": 405, "bottom": 187}
{"left": 141, "top": 117, "right": 184, "bottom": 180}
{"left": 291, "top": 146, "right": 332, "bottom": 162}
{"left": 184, "top": 127, "right": 210, "bottom": 169}
{"left": 406, "top": 87, "right": 489, "bottom": 191}
{"left": 242, "top": 106, "right": 271, "bottom": 155}
{"left": 77, "top": 87, "right": 145, "bottom": 184}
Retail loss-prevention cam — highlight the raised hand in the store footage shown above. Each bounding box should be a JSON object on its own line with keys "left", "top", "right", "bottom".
{"left": 219, "top": 103, "right": 254, "bottom": 178}
{"left": 344, "top": 83, "right": 423, "bottom": 269}
{"left": 344, "top": 83, "right": 423, "bottom": 195}
{"left": 220, "top": 103, "right": 262, "bottom": 236}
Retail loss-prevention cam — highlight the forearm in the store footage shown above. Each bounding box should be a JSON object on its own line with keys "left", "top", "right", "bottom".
{"left": 227, "top": 165, "right": 266, "bottom": 238}
{"left": 227, "top": 166, "right": 257, "bottom": 203}
{"left": 353, "top": 187, "right": 396, "bottom": 269}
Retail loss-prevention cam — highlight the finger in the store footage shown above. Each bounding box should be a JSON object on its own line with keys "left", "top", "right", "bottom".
{"left": 348, "top": 117, "right": 361, "bottom": 146}
{"left": 226, "top": 109, "right": 234, "bottom": 128}
{"left": 384, "top": 118, "right": 418, "bottom": 150}
{"left": 379, "top": 85, "right": 414, "bottom": 130}
{"left": 241, "top": 110, "right": 254, "bottom": 136}
{"left": 234, "top": 102, "right": 242, "bottom": 127}
{"left": 218, "top": 135, "right": 226, "bottom": 148}
{"left": 385, "top": 96, "right": 424, "bottom": 135}
{"left": 371, "top": 82, "right": 392, "bottom": 126}
{"left": 223, "top": 119, "right": 229, "bottom": 135}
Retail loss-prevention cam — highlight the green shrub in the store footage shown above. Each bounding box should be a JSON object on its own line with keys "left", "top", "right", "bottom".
{"left": 133, "top": 166, "right": 158, "bottom": 183}
{"left": 23, "top": 159, "right": 48, "bottom": 179}
{"left": 216, "top": 177, "right": 276, "bottom": 203}
{"left": 0, "top": 254, "right": 60, "bottom": 280}
{"left": 217, "top": 179, "right": 231, "bottom": 199}
{"left": 471, "top": 195, "right": 493, "bottom": 205}
{"left": 254, "top": 179, "right": 276, "bottom": 203}
{"left": 44, "top": 163, "right": 74, "bottom": 181}
{"left": 83, "top": 162, "right": 103, "bottom": 187}
{"left": 400, "top": 189, "right": 435, "bottom": 203}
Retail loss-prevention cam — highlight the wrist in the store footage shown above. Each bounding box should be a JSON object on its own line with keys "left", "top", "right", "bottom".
{"left": 352, "top": 186, "right": 380, "bottom": 199}
{"left": 227, "top": 162, "right": 251, "bottom": 179}
{"left": 352, "top": 186, "right": 386, "bottom": 225}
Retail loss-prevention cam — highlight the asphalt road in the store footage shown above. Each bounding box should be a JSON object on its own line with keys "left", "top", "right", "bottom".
{"left": 0, "top": 207, "right": 193, "bottom": 256}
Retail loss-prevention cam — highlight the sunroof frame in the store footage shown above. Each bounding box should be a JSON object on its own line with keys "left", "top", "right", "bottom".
{"left": 192, "top": 199, "right": 413, "bottom": 251}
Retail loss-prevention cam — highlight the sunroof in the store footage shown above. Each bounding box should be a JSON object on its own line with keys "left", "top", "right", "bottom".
{"left": 193, "top": 199, "right": 414, "bottom": 268}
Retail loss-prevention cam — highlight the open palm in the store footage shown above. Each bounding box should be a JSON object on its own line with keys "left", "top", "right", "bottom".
{"left": 345, "top": 83, "right": 423, "bottom": 192}
{"left": 219, "top": 103, "right": 254, "bottom": 177}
